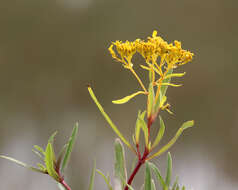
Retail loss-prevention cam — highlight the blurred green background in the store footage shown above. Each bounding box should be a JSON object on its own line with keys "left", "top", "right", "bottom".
{"left": 0, "top": 0, "right": 237, "bottom": 189}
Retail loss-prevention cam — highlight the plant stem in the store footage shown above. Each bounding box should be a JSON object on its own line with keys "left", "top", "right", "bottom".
{"left": 60, "top": 180, "right": 71, "bottom": 190}
{"left": 124, "top": 116, "right": 153, "bottom": 190}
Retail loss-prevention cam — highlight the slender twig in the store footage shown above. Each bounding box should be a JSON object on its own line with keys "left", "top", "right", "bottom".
{"left": 129, "top": 67, "right": 148, "bottom": 93}
{"left": 60, "top": 180, "right": 71, "bottom": 190}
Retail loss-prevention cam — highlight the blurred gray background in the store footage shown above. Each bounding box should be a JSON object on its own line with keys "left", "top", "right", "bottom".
{"left": 0, "top": 0, "right": 237, "bottom": 189}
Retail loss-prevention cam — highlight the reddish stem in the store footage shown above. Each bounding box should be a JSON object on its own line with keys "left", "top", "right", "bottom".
{"left": 60, "top": 180, "right": 71, "bottom": 190}
{"left": 124, "top": 116, "right": 154, "bottom": 190}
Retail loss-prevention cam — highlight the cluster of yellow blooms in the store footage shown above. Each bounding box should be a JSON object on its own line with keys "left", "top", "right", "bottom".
{"left": 108, "top": 30, "right": 194, "bottom": 115}
{"left": 109, "top": 30, "right": 193, "bottom": 71}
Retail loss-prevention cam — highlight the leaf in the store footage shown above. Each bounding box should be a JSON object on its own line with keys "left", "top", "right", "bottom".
{"left": 48, "top": 131, "right": 58, "bottom": 144}
{"left": 164, "top": 72, "right": 186, "bottom": 79}
{"left": 32, "top": 148, "right": 44, "bottom": 160}
{"left": 114, "top": 138, "right": 127, "bottom": 188}
{"left": 33, "top": 145, "right": 45, "bottom": 156}
{"left": 152, "top": 116, "right": 165, "bottom": 149}
{"left": 45, "top": 143, "right": 59, "bottom": 181}
{"left": 165, "top": 152, "right": 172, "bottom": 186}
{"left": 147, "top": 82, "right": 155, "bottom": 118}
{"left": 160, "top": 83, "right": 182, "bottom": 87}
{"left": 172, "top": 177, "right": 179, "bottom": 190}
{"left": 88, "top": 160, "right": 96, "bottom": 190}
{"left": 0, "top": 155, "right": 45, "bottom": 174}
{"left": 160, "top": 68, "right": 173, "bottom": 97}
{"left": 148, "top": 162, "right": 166, "bottom": 189}
{"left": 37, "top": 163, "right": 47, "bottom": 172}
{"left": 61, "top": 122, "right": 79, "bottom": 172}
{"left": 88, "top": 86, "right": 136, "bottom": 154}
{"left": 135, "top": 110, "right": 146, "bottom": 144}
{"left": 147, "top": 120, "right": 194, "bottom": 160}
{"left": 138, "top": 112, "right": 149, "bottom": 147}
{"left": 145, "top": 162, "right": 152, "bottom": 190}
{"left": 151, "top": 179, "right": 156, "bottom": 190}
{"left": 96, "top": 169, "right": 113, "bottom": 190}
{"left": 112, "top": 91, "right": 145, "bottom": 104}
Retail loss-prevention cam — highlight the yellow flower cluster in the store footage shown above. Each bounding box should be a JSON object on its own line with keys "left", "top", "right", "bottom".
{"left": 108, "top": 30, "right": 194, "bottom": 70}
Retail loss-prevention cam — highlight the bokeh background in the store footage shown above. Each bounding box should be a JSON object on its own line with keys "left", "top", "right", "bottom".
{"left": 0, "top": 0, "right": 237, "bottom": 189}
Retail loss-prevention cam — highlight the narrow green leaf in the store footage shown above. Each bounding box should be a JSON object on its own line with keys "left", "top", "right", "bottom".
{"left": 61, "top": 122, "right": 79, "bottom": 172}
{"left": 181, "top": 186, "right": 186, "bottom": 190}
{"left": 138, "top": 113, "right": 148, "bottom": 147}
{"left": 160, "top": 83, "right": 182, "bottom": 87}
{"left": 165, "top": 152, "right": 172, "bottom": 186}
{"left": 88, "top": 160, "right": 96, "bottom": 190}
{"left": 172, "top": 177, "right": 179, "bottom": 190}
{"left": 145, "top": 162, "right": 152, "bottom": 190}
{"left": 112, "top": 91, "right": 145, "bottom": 104}
{"left": 37, "top": 163, "right": 47, "bottom": 172}
{"left": 147, "top": 82, "right": 155, "bottom": 118}
{"left": 135, "top": 110, "right": 142, "bottom": 144}
{"left": 160, "top": 69, "right": 173, "bottom": 97}
{"left": 88, "top": 86, "right": 136, "bottom": 154}
{"left": 135, "top": 110, "right": 146, "bottom": 144}
{"left": 45, "top": 143, "right": 59, "bottom": 181}
{"left": 147, "top": 120, "right": 194, "bottom": 160}
{"left": 151, "top": 179, "right": 156, "bottom": 190}
{"left": 164, "top": 72, "right": 186, "bottom": 79}
{"left": 148, "top": 162, "right": 166, "bottom": 188}
{"left": 48, "top": 131, "right": 58, "bottom": 144}
{"left": 114, "top": 138, "right": 127, "bottom": 187}
{"left": 96, "top": 169, "right": 113, "bottom": 190}
{"left": 33, "top": 145, "right": 45, "bottom": 156}
{"left": 152, "top": 116, "right": 165, "bottom": 149}
{"left": 0, "top": 155, "right": 45, "bottom": 174}
{"left": 114, "top": 139, "right": 127, "bottom": 186}
{"left": 32, "top": 148, "right": 44, "bottom": 160}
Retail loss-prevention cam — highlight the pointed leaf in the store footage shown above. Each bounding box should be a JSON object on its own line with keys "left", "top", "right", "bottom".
{"left": 33, "top": 145, "right": 45, "bottom": 156}
{"left": 148, "top": 162, "right": 166, "bottom": 189}
{"left": 135, "top": 110, "right": 146, "bottom": 144}
{"left": 165, "top": 152, "right": 172, "bottom": 186}
{"left": 172, "top": 177, "right": 179, "bottom": 190}
{"left": 160, "top": 83, "right": 182, "bottom": 87}
{"left": 37, "top": 163, "right": 47, "bottom": 172}
{"left": 48, "top": 131, "right": 58, "bottom": 144}
{"left": 0, "top": 155, "right": 45, "bottom": 174}
{"left": 88, "top": 86, "right": 136, "bottom": 154}
{"left": 160, "top": 68, "right": 173, "bottom": 97}
{"left": 151, "top": 179, "right": 156, "bottom": 190}
{"left": 147, "top": 120, "right": 194, "bottom": 160}
{"left": 96, "top": 169, "right": 113, "bottom": 190}
{"left": 45, "top": 143, "right": 59, "bottom": 181}
{"left": 164, "top": 72, "right": 186, "bottom": 79}
{"left": 61, "top": 122, "right": 79, "bottom": 172}
{"left": 88, "top": 160, "right": 96, "bottom": 190}
{"left": 112, "top": 91, "right": 145, "bottom": 104}
{"left": 147, "top": 82, "right": 155, "bottom": 118}
{"left": 114, "top": 138, "right": 127, "bottom": 188}
{"left": 138, "top": 113, "right": 149, "bottom": 147}
{"left": 145, "top": 162, "right": 152, "bottom": 190}
{"left": 32, "top": 148, "right": 44, "bottom": 160}
{"left": 152, "top": 116, "right": 165, "bottom": 149}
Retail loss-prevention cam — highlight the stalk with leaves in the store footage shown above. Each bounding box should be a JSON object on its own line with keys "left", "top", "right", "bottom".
{"left": 88, "top": 30, "right": 194, "bottom": 190}
{"left": 0, "top": 30, "right": 195, "bottom": 190}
